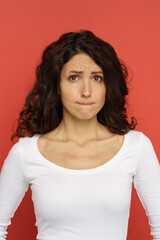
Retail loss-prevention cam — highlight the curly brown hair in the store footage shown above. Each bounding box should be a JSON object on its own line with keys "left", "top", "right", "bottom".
{"left": 11, "top": 30, "right": 137, "bottom": 141}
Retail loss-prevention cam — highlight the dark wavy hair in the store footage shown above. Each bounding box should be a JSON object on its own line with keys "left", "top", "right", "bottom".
{"left": 11, "top": 30, "right": 137, "bottom": 141}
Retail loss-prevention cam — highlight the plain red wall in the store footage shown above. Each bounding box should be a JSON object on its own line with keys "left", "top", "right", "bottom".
{"left": 0, "top": 0, "right": 160, "bottom": 239}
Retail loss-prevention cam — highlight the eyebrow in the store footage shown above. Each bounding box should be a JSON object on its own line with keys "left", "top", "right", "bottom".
{"left": 68, "top": 71, "right": 103, "bottom": 74}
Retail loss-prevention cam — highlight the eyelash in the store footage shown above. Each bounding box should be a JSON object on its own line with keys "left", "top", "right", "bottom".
{"left": 68, "top": 75, "right": 103, "bottom": 82}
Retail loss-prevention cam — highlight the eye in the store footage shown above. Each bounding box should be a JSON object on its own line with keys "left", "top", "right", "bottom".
{"left": 93, "top": 75, "right": 103, "bottom": 82}
{"left": 68, "top": 75, "right": 78, "bottom": 81}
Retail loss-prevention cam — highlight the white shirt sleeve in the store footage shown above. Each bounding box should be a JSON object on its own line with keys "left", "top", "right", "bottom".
{"left": 0, "top": 141, "right": 29, "bottom": 239}
{"left": 133, "top": 133, "right": 160, "bottom": 239}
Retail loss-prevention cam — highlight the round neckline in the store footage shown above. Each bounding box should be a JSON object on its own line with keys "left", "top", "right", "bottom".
{"left": 34, "top": 131, "right": 130, "bottom": 174}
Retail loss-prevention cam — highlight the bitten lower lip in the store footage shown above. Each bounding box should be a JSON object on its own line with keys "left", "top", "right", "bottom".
{"left": 77, "top": 102, "right": 94, "bottom": 105}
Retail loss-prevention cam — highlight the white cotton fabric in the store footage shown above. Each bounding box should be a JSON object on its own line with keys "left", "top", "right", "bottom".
{"left": 0, "top": 130, "right": 160, "bottom": 240}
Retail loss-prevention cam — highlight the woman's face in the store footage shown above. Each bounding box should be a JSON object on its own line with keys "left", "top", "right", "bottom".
{"left": 59, "top": 53, "right": 106, "bottom": 120}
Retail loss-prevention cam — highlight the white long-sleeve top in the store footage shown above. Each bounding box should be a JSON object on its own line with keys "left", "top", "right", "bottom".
{"left": 0, "top": 130, "right": 160, "bottom": 240}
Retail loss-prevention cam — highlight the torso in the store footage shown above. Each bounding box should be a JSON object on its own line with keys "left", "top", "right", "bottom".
{"left": 37, "top": 131, "right": 124, "bottom": 170}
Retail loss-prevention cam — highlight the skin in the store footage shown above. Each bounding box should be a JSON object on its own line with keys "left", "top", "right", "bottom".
{"left": 38, "top": 53, "right": 124, "bottom": 169}
{"left": 56, "top": 53, "right": 109, "bottom": 145}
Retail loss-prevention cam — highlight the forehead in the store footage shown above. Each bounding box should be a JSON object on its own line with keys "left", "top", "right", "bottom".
{"left": 61, "top": 54, "right": 102, "bottom": 72}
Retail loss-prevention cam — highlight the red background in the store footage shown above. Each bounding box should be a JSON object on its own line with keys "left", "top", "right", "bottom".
{"left": 0, "top": 0, "right": 160, "bottom": 239}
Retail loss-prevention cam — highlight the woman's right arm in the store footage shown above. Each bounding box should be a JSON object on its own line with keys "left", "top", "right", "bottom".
{"left": 0, "top": 141, "right": 29, "bottom": 239}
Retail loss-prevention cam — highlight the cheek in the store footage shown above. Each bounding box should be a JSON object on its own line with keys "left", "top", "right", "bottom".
{"left": 97, "top": 87, "right": 106, "bottom": 101}
{"left": 102, "top": 88, "right": 106, "bottom": 97}
{"left": 60, "top": 86, "right": 77, "bottom": 102}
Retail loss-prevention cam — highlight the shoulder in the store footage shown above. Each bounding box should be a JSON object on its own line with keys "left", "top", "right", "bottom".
{"left": 19, "top": 134, "right": 39, "bottom": 145}
{"left": 5, "top": 135, "right": 39, "bottom": 160}
{"left": 19, "top": 134, "right": 40, "bottom": 143}
{"left": 125, "top": 129, "right": 143, "bottom": 142}
{"left": 126, "top": 129, "right": 151, "bottom": 142}
{"left": 128, "top": 130, "right": 157, "bottom": 159}
{"left": 125, "top": 130, "right": 154, "bottom": 151}
{"left": 7, "top": 135, "right": 38, "bottom": 154}
{"left": 18, "top": 134, "right": 40, "bottom": 154}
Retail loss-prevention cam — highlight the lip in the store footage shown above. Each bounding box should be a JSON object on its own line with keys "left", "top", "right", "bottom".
{"left": 77, "top": 102, "right": 94, "bottom": 105}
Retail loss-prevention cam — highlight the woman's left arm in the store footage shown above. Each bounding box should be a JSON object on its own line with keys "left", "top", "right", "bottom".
{"left": 133, "top": 133, "right": 160, "bottom": 240}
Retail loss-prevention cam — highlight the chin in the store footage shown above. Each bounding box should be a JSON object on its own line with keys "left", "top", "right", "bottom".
{"left": 76, "top": 113, "right": 98, "bottom": 120}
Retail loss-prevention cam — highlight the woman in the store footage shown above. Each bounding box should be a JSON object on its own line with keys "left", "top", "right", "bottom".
{"left": 0, "top": 30, "right": 160, "bottom": 240}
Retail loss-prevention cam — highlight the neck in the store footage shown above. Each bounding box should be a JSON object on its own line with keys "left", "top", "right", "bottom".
{"left": 55, "top": 114, "right": 111, "bottom": 145}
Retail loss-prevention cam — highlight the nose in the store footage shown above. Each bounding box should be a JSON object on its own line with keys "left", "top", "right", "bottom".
{"left": 81, "top": 79, "right": 91, "bottom": 97}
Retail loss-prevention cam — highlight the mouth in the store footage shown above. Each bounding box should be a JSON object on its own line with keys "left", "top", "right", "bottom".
{"left": 77, "top": 102, "right": 94, "bottom": 105}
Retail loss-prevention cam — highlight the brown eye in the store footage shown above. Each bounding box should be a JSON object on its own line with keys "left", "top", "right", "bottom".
{"left": 69, "top": 75, "right": 78, "bottom": 81}
{"left": 93, "top": 75, "right": 103, "bottom": 81}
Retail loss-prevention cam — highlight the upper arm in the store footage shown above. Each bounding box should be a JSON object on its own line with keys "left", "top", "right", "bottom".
{"left": 0, "top": 140, "right": 29, "bottom": 239}
{"left": 133, "top": 133, "right": 160, "bottom": 239}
